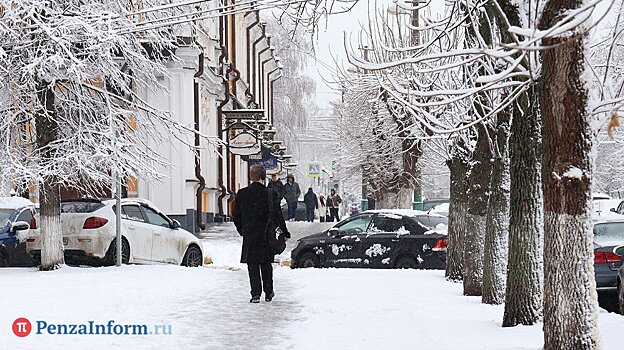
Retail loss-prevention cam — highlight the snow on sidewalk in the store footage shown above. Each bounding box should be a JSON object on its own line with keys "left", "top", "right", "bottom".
{"left": 1, "top": 220, "right": 623, "bottom": 350}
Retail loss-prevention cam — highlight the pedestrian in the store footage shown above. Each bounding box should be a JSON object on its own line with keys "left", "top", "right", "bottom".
{"left": 283, "top": 174, "right": 301, "bottom": 221}
{"left": 233, "top": 165, "right": 290, "bottom": 303}
{"left": 267, "top": 173, "right": 284, "bottom": 202}
{"left": 326, "top": 189, "right": 342, "bottom": 222}
{"left": 318, "top": 195, "right": 327, "bottom": 222}
{"left": 303, "top": 188, "right": 318, "bottom": 222}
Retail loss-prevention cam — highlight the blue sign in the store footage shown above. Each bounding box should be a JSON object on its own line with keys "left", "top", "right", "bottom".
{"left": 250, "top": 154, "right": 279, "bottom": 174}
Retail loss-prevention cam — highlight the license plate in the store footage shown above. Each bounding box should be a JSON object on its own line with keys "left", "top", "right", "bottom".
{"left": 62, "top": 238, "right": 69, "bottom": 245}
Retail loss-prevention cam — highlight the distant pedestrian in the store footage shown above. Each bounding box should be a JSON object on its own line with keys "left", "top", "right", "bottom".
{"left": 326, "top": 189, "right": 342, "bottom": 222}
{"left": 283, "top": 174, "right": 301, "bottom": 221}
{"left": 318, "top": 195, "right": 327, "bottom": 222}
{"left": 267, "top": 174, "right": 284, "bottom": 201}
{"left": 303, "top": 188, "right": 318, "bottom": 222}
{"left": 233, "top": 166, "right": 290, "bottom": 303}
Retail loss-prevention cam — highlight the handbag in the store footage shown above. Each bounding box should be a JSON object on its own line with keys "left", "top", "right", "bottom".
{"left": 266, "top": 189, "right": 287, "bottom": 255}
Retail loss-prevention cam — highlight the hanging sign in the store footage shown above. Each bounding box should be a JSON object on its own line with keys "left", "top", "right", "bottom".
{"left": 250, "top": 154, "right": 280, "bottom": 174}
{"left": 228, "top": 132, "right": 260, "bottom": 156}
{"left": 306, "top": 162, "right": 323, "bottom": 178}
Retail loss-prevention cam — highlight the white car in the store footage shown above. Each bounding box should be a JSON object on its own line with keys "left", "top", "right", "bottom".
{"left": 26, "top": 198, "right": 203, "bottom": 267}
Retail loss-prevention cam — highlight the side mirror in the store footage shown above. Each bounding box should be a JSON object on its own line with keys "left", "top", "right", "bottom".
{"left": 171, "top": 219, "right": 181, "bottom": 229}
{"left": 610, "top": 208, "right": 616, "bottom": 212}
{"left": 613, "top": 245, "right": 624, "bottom": 257}
{"left": 11, "top": 221, "right": 30, "bottom": 234}
{"left": 328, "top": 227, "right": 341, "bottom": 236}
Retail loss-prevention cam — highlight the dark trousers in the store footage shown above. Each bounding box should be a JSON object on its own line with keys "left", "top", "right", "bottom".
{"left": 247, "top": 263, "right": 273, "bottom": 297}
{"left": 287, "top": 201, "right": 297, "bottom": 220}
{"left": 306, "top": 207, "right": 315, "bottom": 222}
{"left": 329, "top": 208, "right": 340, "bottom": 222}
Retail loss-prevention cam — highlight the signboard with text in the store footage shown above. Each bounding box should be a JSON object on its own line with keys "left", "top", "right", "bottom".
{"left": 228, "top": 132, "right": 260, "bottom": 156}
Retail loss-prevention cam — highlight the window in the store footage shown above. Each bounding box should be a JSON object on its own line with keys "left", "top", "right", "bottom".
{"left": 142, "top": 207, "right": 171, "bottom": 228}
{"left": 16, "top": 209, "right": 33, "bottom": 223}
{"left": 404, "top": 218, "right": 428, "bottom": 235}
{"left": 594, "top": 222, "right": 624, "bottom": 244}
{"left": 121, "top": 205, "right": 146, "bottom": 222}
{"left": 61, "top": 201, "right": 105, "bottom": 213}
{"left": 370, "top": 215, "right": 404, "bottom": 233}
{"left": 335, "top": 214, "right": 373, "bottom": 234}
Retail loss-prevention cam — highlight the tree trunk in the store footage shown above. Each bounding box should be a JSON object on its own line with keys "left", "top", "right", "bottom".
{"left": 539, "top": 1, "right": 600, "bottom": 347}
{"left": 36, "top": 83, "right": 64, "bottom": 271}
{"left": 463, "top": 123, "right": 493, "bottom": 296}
{"left": 503, "top": 88, "right": 544, "bottom": 327}
{"left": 482, "top": 110, "right": 512, "bottom": 305}
{"left": 445, "top": 150, "right": 470, "bottom": 281}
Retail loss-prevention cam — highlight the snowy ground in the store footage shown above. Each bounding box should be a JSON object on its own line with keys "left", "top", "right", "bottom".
{"left": 1, "top": 222, "right": 623, "bottom": 350}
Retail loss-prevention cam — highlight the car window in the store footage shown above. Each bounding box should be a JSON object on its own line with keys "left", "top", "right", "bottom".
{"left": 618, "top": 202, "right": 624, "bottom": 215}
{"left": 370, "top": 214, "right": 404, "bottom": 234}
{"left": 121, "top": 205, "right": 146, "bottom": 223}
{"left": 404, "top": 218, "right": 429, "bottom": 235}
{"left": 335, "top": 214, "right": 373, "bottom": 234}
{"left": 16, "top": 209, "right": 33, "bottom": 223}
{"left": 0, "top": 209, "right": 14, "bottom": 227}
{"left": 594, "top": 222, "right": 624, "bottom": 244}
{"left": 142, "top": 207, "right": 171, "bottom": 228}
{"left": 61, "top": 201, "right": 105, "bottom": 213}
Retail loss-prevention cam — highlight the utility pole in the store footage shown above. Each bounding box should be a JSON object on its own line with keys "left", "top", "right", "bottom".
{"left": 358, "top": 45, "right": 374, "bottom": 211}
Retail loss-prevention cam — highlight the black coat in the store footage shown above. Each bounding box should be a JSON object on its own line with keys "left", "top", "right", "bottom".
{"left": 267, "top": 179, "right": 284, "bottom": 201}
{"left": 304, "top": 191, "right": 318, "bottom": 209}
{"left": 233, "top": 182, "right": 290, "bottom": 264}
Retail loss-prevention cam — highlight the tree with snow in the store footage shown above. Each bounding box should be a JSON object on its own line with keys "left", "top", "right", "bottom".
{"left": 0, "top": 0, "right": 220, "bottom": 270}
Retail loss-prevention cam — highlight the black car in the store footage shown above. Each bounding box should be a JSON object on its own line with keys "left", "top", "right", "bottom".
{"left": 290, "top": 210, "right": 448, "bottom": 269}
{"left": 594, "top": 221, "right": 624, "bottom": 292}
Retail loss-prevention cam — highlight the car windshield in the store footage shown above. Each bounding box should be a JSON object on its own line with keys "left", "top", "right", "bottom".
{"left": 0, "top": 209, "right": 14, "bottom": 227}
{"left": 594, "top": 222, "right": 624, "bottom": 244}
{"left": 61, "top": 201, "right": 105, "bottom": 213}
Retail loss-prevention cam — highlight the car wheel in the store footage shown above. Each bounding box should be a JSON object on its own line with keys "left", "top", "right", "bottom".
{"left": 182, "top": 246, "right": 202, "bottom": 267}
{"left": 298, "top": 252, "right": 320, "bottom": 268}
{"left": 395, "top": 256, "right": 418, "bottom": 269}
{"left": 105, "top": 238, "right": 130, "bottom": 266}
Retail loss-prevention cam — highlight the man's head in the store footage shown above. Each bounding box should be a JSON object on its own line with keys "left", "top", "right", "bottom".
{"left": 249, "top": 165, "right": 267, "bottom": 183}
{"left": 287, "top": 174, "right": 294, "bottom": 183}
{"left": 271, "top": 174, "right": 278, "bottom": 182}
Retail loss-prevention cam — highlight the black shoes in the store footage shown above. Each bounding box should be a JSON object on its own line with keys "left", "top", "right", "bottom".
{"left": 250, "top": 293, "right": 275, "bottom": 303}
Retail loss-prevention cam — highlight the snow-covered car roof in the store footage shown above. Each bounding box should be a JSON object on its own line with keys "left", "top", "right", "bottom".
{"left": 363, "top": 209, "right": 446, "bottom": 218}
{"left": 593, "top": 193, "right": 612, "bottom": 200}
{"left": 593, "top": 211, "right": 624, "bottom": 222}
{"left": 0, "top": 197, "right": 35, "bottom": 210}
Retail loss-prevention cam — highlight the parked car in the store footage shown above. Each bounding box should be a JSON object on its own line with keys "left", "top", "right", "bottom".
{"left": 290, "top": 210, "right": 448, "bottom": 269}
{"left": 26, "top": 198, "right": 203, "bottom": 267}
{"left": 422, "top": 198, "right": 449, "bottom": 212}
{"left": 281, "top": 199, "right": 307, "bottom": 221}
{"left": 594, "top": 220, "right": 624, "bottom": 292}
{"left": 0, "top": 197, "right": 37, "bottom": 267}
{"left": 611, "top": 200, "right": 624, "bottom": 215}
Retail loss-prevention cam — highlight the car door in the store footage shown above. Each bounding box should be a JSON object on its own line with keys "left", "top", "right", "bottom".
{"left": 364, "top": 214, "right": 407, "bottom": 268}
{"left": 323, "top": 214, "right": 373, "bottom": 268}
{"left": 120, "top": 205, "right": 153, "bottom": 262}
{"left": 141, "top": 206, "right": 180, "bottom": 264}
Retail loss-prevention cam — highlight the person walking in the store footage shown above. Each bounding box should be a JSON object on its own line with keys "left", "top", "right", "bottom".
{"left": 233, "top": 165, "right": 290, "bottom": 303}
{"left": 303, "top": 188, "right": 318, "bottom": 222}
{"left": 267, "top": 174, "right": 284, "bottom": 202}
{"left": 326, "top": 189, "right": 342, "bottom": 222}
{"left": 282, "top": 174, "right": 301, "bottom": 221}
{"left": 318, "top": 195, "right": 327, "bottom": 222}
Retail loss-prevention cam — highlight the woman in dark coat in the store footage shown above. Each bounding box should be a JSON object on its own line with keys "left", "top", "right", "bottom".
{"left": 233, "top": 166, "right": 290, "bottom": 303}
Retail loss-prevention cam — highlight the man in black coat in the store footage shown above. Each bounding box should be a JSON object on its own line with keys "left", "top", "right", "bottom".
{"left": 267, "top": 174, "right": 284, "bottom": 202}
{"left": 303, "top": 188, "right": 318, "bottom": 222}
{"left": 233, "top": 165, "right": 290, "bottom": 303}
